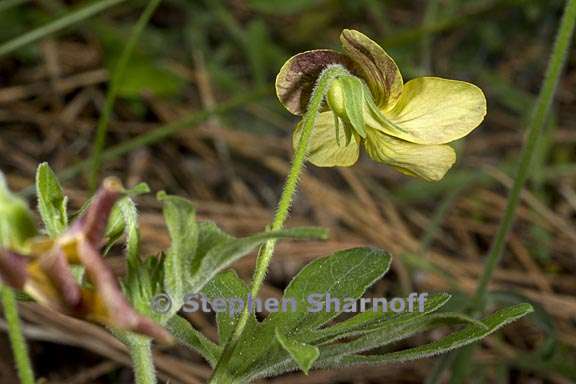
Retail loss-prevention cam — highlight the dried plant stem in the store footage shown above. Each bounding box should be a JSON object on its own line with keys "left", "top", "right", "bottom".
{"left": 1, "top": 286, "right": 35, "bottom": 384}
{"left": 209, "top": 65, "right": 349, "bottom": 383}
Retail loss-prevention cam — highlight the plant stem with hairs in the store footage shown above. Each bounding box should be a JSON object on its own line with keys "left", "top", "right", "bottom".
{"left": 128, "top": 337, "right": 157, "bottom": 384}
{"left": 209, "top": 65, "right": 350, "bottom": 383}
{"left": 1, "top": 287, "right": 35, "bottom": 384}
{"left": 445, "top": 1, "right": 576, "bottom": 382}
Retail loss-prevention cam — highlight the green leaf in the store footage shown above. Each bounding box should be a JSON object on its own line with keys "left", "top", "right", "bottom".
{"left": 269, "top": 247, "right": 392, "bottom": 335}
{"left": 310, "top": 293, "right": 451, "bottom": 344}
{"left": 119, "top": 197, "right": 147, "bottom": 309}
{"left": 188, "top": 226, "right": 327, "bottom": 293}
{"left": 276, "top": 328, "right": 319, "bottom": 375}
{"left": 245, "top": 305, "right": 530, "bottom": 381}
{"left": 317, "top": 304, "right": 533, "bottom": 369}
{"left": 202, "top": 270, "right": 255, "bottom": 345}
{"left": 125, "top": 182, "right": 151, "bottom": 197}
{"left": 35, "top": 163, "right": 67, "bottom": 237}
{"left": 319, "top": 312, "right": 488, "bottom": 360}
{"left": 193, "top": 221, "right": 234, "bottom": 275}
{"left": 104, "top": 183, "right": 149, "bottom": 253}
{"left": 158, "top": 191, "right": 198, "bottom": 306}
{"left": 248, "top": 312, "right": 481, "bottom": 381}
{"left": 167, "top": 316, "right": 221, "bottom": 367}
{"left": 228, "top": 247, "right": 391, "bottom": 379}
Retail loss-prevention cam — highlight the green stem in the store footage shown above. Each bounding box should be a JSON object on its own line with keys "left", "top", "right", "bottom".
{"left": 88, "top": 0, "right": 162, "bottom": 190}
{"left": 447, "top": 0, "right": 576, "bottom": 382}
{"left": 128, "top": 337, "right": 156, "bottom": 384}
{"left": 208, "top": 65, "right": 349, "bottom": 383}
{"left": 472, "top": 0, "right": 576, "bottom": 312}
{"left": 1, "top": 286, "right": 35, "bottom": 384}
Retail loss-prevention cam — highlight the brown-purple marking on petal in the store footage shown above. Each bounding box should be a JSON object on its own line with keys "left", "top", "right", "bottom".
{"left": 0, "top": 248, "right": 27, "bottom": 289}
{"left": 77, "top": 239, "right": 126, "bottom": 314}
{"left": 340, "top": 29, "right": 403, "bottom": 108}
{"left": 78, "top": 239, "right": 171, "bottom": 342}
{"left": 275, "top": 49, "right": 355, "bottom": 115}
{"left": 74, "top": 177, "right": 122, "bottom": 247}
{"left": 38, "top": 247, "right": 82, "bottom": 309}
{"left": 133, "top": 316, "right": 174, "bottom": 344}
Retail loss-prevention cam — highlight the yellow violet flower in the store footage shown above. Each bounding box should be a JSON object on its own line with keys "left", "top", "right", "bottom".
{"left": 275, "top": 29, "right": 487, "bottom": 181}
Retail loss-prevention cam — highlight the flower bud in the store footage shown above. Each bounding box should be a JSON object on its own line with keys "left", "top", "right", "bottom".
{"left": 325, "top": 75, "right": 367, "bottom": 141}
{"left": 326, "top": 78, "right": 346, "bottom": 117}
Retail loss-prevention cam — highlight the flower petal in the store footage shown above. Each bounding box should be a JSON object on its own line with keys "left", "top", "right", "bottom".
{"left": 36, "top": 247, "right": 82, "bottom": 307}
{"left": 276, "top": 49, "right": 354, "bottom": 115}
{"left": 340, "top": 29, "right": 403, "bottom": 108}
{"left": 364, "top": 129, "right": 456, "bottom": 181}
{"left": 23, "top": 244, "right": 83, "bottom": 313}
{"left": 294, "top": 111, "right": 360, "bottom": 167}
{"left": 78, "top": 239, "right": 173, "bottom": 343}
{"left": 0, "top": 248, "right": 27, "bottom": 289}
{"left": 73, "top": 177, "right": 122, "bottom": 247}
{"left": 24, "top": 262, "right": 64, "bottom": 309}
{"left": 381, "top": 77, "right": 486, "bottom": 144}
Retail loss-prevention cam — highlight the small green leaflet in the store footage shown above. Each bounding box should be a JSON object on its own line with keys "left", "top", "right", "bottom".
{"left": 36, "top": 163, "right": 68, "bottom": 237}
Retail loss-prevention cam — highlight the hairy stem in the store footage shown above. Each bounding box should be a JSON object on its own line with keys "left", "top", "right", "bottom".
{"left": 88, "top": 0, "right": 162, "bottom": 190}
{"left": 209, "top": 65, "right": 349, "bottom": 383}
{"left": 129, "top": 337, "right": 156, "bottom": 384}
{"left": 1, "top": 286, "right": 35, "bottom": 384}
{"left": 446, "top": 0, "right": 576, "bottom": 382}
{"left": 471, "top": 0, "right": 576, "bottom": 310}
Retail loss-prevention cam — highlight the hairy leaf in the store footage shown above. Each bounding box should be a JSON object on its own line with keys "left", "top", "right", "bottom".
{"left": 227, "top": 247, "right": 391, "bottom": 378}
{"left": 310, "top": 293, "right": 451, "bottom": 344}
{"left": 317, "top": 304, "right": 533, "bottom": 368}
{"left": 269, "top": 247, "right": 392, "bottom": 335}
{"left": 167, "top": 316, "right": 221, "bottom": 367}
{"left": 188, "top": 227, "right": 328, "bottom": 293}
{"left": 202, "top": 270, "right": 256, "bottom": 345}
{"left": 276, "top": 328, "right": 319, "bottom": 375}
{"left": 36, "top": 163, "right": 67, "bottom": 237}
{"left": 158, "top": 192, "right": 197, "bottom": 306}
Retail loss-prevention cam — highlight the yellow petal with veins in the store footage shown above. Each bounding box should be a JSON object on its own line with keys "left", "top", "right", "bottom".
{"left": 293, "top": 111, "right": 360, "bottom": 167}
{"left": 364, "top": 129, "right": 456, "bottom": 181}
{"left": 378, "top": 77, "right": 486, "bottom": 145}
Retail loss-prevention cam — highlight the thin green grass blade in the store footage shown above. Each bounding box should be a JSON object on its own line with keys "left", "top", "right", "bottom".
{"left": 0, "top": 0, "right": 127, "bottom": 57}
{"left": 88, "top": 0, "right": 162, "bottom": 189}
{"left": 446, "top": 0, "right": 576, "bottom": 382}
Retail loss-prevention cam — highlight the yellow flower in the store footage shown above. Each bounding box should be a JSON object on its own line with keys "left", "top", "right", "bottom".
{"left": 275, "top": 29, "right": 487, "bottom": 181}
{"left": 0, "top": 178, "right": 172, "bottom": 343}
